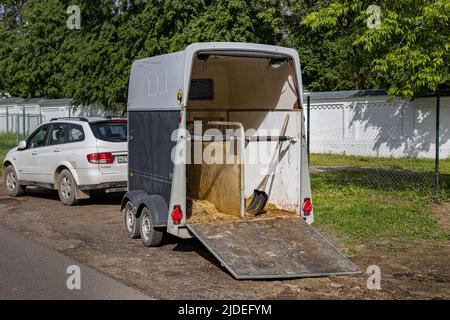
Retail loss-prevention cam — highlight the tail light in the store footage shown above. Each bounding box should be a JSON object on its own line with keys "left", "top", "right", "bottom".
{"left": 171, "top": 205, "right": 183, "bottom": 225}
{"left": 87, "top": 153, "right": 115, "bottom": 164}
{"left": 302, "top": 198, "right": 313, "bottom": 217}
{"left": 108, "top": 120, "right": 127, "bottom": 123}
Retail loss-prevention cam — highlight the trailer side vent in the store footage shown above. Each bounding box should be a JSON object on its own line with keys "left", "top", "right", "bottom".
{"left": 171, "top": 205, "right": 183, "bottom": 225}
{"left": 302, "top": 198, "right": 312, "bottom": 217}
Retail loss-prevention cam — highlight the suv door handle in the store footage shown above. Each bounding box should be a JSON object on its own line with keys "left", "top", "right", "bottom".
{"left": 54, "top": 148, "right": 60, "bottom": 153}
{"left": 32, "top": 151, "right": 38, "bottom": 156}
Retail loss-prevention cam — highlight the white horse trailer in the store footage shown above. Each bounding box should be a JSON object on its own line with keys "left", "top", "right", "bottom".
{"left": 122, "top": 42, "right": 360, "bottom": 279}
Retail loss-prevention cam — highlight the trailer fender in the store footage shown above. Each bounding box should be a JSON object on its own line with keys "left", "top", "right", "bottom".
{"left": 121, "top": 190, "right": 148, "bottom": 211}
{"left": 137, "top": 197, "right": 170, "bottom": 228}
{"left": 137, "top": 195, "right": 168, "bottom": 227}
{"left": 122, "top": 191, "right": 168, "bottom": 227}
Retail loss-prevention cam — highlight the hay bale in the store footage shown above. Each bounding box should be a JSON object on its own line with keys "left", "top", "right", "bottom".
{"left": 186, "top": 198, "right": 297, "bottom": 224}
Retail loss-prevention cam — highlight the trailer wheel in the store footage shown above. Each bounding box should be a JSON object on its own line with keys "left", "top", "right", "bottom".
{"left": 123, "top": 201, "right": 140, "bottom": 239}
{"left": 140, "top": 207, "right": 163, "bottom": 247}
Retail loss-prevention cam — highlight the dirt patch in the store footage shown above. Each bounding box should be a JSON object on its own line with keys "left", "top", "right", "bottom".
{"left": 0, "top": 196, "right": 21, "bottom": 206}
{"left": 0, "top": 196, "right": 22, "bottom": 214}
{"left": 0, "top": 184, "right": 449, "bottom": 299}
{"left": 429, "top": 203, "right": 450, "bottom": 230}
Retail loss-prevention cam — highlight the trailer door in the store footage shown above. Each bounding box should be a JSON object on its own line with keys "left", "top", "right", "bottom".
{"left": 188, "top": 218, "right": 360, "bottom": 280}
{"left": 128, "top": 110, "right": 180, "bottom": 203}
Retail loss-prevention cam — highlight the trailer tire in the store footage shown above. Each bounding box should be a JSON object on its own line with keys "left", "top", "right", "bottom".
{"left": 140, "top": 207, "right": 163, "bottom": 247}
{"left": 123, "top": 201, "right": 140, "bottom": 239}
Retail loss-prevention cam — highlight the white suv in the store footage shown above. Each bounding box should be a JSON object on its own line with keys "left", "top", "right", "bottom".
{"left": 3, "top": 117, "right": 128, "bottom": 205}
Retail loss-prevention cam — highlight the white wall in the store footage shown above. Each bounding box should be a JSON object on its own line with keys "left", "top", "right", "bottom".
{"left": 306, "top": 94, "right": 450, "bottom": 159}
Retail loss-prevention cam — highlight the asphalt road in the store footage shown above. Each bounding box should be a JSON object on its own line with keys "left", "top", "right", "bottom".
{"left": 0, "top": 224, "right": 150, "bottom": 300}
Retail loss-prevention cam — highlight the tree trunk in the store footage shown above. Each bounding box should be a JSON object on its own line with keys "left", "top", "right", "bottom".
{"left": 355, "top": 72, "right": 366, "bottom": 90}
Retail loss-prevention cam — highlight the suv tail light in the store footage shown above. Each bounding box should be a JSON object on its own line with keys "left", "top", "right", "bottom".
{"left": 302, "top": 198, "right": 313, "bottom": 217}
{"left": 87, "top": 153, "right": 115, "bottom": 164}
{"left": 107, "top": 120, "right": 127, "bottom": 124}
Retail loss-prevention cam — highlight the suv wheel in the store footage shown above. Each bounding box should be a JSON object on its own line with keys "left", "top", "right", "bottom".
{"left": 4, "top": 165, "right": 26, "bottom": 197}
{"left": 57, "top": 169, "right": 79, "bottom": 206}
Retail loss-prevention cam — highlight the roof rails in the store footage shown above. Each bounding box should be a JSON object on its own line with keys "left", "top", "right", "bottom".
{"left": 49, "top": 116, "right": 127, "bottom": 123}
{"left": 104, "top": 115, "right": 128, "bottom": 120}
{"left": 50, "top": 117, "right": 89, "bottom": 122}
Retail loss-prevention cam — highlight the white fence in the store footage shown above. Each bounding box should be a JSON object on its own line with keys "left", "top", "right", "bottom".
{"left": 2, "top": 93, "right": 449, "bottom": 159}
{"left": 0, "top": 99, "right": 107, "bottom": 137}
{"left": 306, "top": 90, "right": 450, "bottom": 159}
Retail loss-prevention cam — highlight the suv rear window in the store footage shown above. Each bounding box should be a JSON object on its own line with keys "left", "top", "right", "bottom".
{"left": 90, "top": 121, "right": 127, "bottom": 142}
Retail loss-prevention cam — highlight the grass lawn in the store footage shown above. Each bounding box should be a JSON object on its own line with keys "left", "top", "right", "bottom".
{"left": 0, "top": 133, "right": 26, "bottom": 147}
{"left": 0, "top": 149, "right": 7, "bottom": 176}
{"left": 0, "top": 133, "right": 24, "bottom": 176}
{"left": 311, "top": 153, "right": 450, "bottom": 172}
{"left": 310, "top": 153, "right": 450, "bottom": 248}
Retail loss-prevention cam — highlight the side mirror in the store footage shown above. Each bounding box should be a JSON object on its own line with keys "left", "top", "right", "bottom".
{"left": 18, "top": 140, "right": 27, "bottom": 150}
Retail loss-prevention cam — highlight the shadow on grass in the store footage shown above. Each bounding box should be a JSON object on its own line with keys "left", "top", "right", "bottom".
{"left": 312, "top": 166, "right": 450, "bottom": 195}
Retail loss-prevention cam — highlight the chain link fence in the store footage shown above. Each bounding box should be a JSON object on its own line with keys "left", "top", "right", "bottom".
{"left": 305, "top": 90, "right": 450, "bottom": 202}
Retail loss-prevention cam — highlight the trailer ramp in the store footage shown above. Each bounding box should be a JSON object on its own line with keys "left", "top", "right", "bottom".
{"left": 188, "top": 218, "right": 360, "bottom": 280}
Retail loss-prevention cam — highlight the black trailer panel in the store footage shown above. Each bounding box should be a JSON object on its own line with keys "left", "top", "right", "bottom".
{"left": 128, "top": 110, "right": 180, "bottom": 203}
{"left": 188, "top": 218, "right": 360, "bottom": 280}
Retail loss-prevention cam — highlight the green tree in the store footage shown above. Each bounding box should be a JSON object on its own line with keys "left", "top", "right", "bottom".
{"left": 0, "top": 0, "right": 70, "bottom": 98}
{"left": 0, "top": 0, "right": 281, "bottom": 108}
{"left": 302, "top": 0, "right": 450, "bottom": 97}
{"left": 179, "top": 0, "right": 277, "bottom": 44}
{"left": 282, "top": 0, "right": 366, "bottom": 92}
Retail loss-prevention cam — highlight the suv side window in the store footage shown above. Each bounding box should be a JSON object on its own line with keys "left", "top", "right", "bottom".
{"left": 48, "top": 123, "right": 67, "bottom": 146}
{"left": 66, "top": 124, "right": 85, "bottom": 143}
{"left": 47, "top": 123, "right": 85, "bottom": 146}
{"left": 27, "top": 124, "right": 51, "bottom": 149}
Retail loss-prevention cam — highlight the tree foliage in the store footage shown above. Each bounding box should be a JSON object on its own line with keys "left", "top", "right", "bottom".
{"left": 282, "top": 0, "right": 369, "bottom": 92}
{"left": 0, "top": 0, "right": 448, "bottom": 108}
{"left": 0, "top": 0, "right": 279, "bottom": 107}
{"left": 302, "top": 0, "right": 450, "bottom": 98}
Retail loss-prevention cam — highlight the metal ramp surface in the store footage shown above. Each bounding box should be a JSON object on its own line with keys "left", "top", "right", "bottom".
{"left": 188, "top": 218, "right": 361, "bottom": 280}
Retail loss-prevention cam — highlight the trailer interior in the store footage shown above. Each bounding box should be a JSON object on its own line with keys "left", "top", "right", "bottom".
{"left": 185, "top": 53, "right": 303, "bottom": 224}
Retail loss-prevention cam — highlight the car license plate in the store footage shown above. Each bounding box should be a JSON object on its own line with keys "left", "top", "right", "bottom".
{"left": 117, "top": 155, "right": 128, "bottom": 163}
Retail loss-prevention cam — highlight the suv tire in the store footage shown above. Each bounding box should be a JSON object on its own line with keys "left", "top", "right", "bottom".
{"left": 57, "top": 169, "right": 79, "bottom": 206}
{"left": 4, "top": 165, "right": 26, "bottom": 197}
